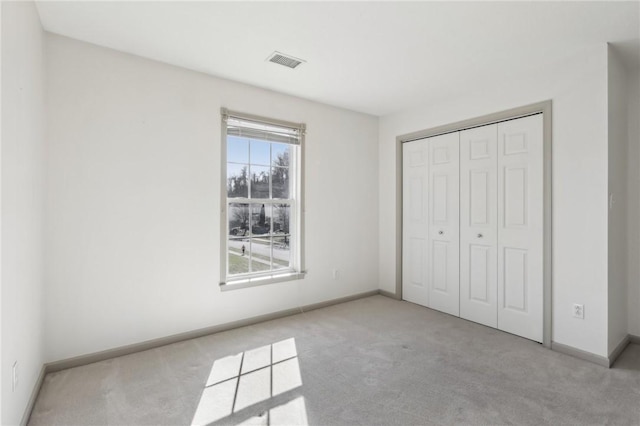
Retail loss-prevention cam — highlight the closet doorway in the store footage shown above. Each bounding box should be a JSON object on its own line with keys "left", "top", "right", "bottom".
{"left": 397, "top": 102, "right": 551, "bottom": 347}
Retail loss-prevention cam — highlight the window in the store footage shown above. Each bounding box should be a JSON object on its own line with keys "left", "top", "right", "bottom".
{"left": 220, "top": 109, "right": 305, "bottom": 288}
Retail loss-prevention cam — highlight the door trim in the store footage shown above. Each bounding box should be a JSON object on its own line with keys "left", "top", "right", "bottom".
{"left": 395, "top": 100, "right": 552, "bottom": 348}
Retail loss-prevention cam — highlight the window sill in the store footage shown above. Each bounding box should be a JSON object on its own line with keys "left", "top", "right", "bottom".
{"left": 220, "top": 271, "right": 306, "bottom": 291}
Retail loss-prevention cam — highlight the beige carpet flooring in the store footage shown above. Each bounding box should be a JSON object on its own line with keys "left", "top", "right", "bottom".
{"left": 29, "top": 295, "right": 640, "bottom": 425}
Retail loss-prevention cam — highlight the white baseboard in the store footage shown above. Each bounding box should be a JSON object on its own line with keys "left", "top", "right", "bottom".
{"left": 20, "top": 364, "right": 47, "bottom": 426}
{"left": 379, "top": 289, "right": 400, "bottom": 300}
{"left": 608, "top": 335, "right": 631, "bottom": 367}
{"left": 550, "top": 341, "right": 610, "bottom": 367}
{"left": 552, "top": 333, "right": 637, "bottom": 368}
{"left": 46, "top": 289, "right": 380, "bottom": 373}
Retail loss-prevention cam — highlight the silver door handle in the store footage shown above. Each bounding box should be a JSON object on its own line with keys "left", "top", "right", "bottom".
{"left": 477, "top": 233, "right": 483, "bottom": 238}
{"left": 438, "top": 230, "right": 444, "bottom": 235}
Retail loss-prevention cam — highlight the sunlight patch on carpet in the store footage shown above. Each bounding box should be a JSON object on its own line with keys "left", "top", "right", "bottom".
{"left": 191, "top": 338, "right": 306, "bottom": 426}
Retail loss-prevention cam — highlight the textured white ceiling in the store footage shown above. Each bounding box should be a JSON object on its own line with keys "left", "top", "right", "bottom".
{"left": 35, "top": 1, "right": 640, "bottom": 116}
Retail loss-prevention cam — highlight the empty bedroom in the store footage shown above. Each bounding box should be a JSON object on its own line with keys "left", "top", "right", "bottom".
{"left": 2, "top": 1, "right": 640, "bottom": 425}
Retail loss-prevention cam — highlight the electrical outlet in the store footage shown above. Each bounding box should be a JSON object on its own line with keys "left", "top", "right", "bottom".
{"left": 12, "top": 361, "right": 18, "bottom": 392}
{"left": 573, "top": 303, "right": 584, "bottom": 319}
{"left": 332, "top": 269, "right": 339, "bottom": 280}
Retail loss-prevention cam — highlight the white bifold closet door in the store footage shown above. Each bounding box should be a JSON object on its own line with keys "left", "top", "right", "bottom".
{"left": 402, "top": 113, "right": 544, "bottom": 343}
{"left": 402, "top": 139, "right": 429, "bottom": 306}
{"left": 459, "top": 115, "right": 543, "bottom": 341}
{"left": 427, "top": 133, "right": 459, "bottom": 316}
{"left": 497, "top": 115, "right": 543, "bottom": 343}
{"left": 460, "top": 124, "right": 499, "bottom": 328}
{"left": 402, "top": 133, "right": 459, "bottom": 316}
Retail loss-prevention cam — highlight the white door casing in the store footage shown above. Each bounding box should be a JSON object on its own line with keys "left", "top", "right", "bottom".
{"left": 460, "top": 124, "right": 498, "bottom": 328}
{"left": 402, "top": 139, "right": 429, "bottom": 307}
{"left": 427, "top": 132, "right": 460, "bottom": 316}
{"left": 497, "top": 114, "right": 544, "bottom": 342}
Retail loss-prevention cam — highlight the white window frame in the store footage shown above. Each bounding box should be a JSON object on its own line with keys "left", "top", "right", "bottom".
{"left": 220, "top": 108, "right": 306, "bottom": 290}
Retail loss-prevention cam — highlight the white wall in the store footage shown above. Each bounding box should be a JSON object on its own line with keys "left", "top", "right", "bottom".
{"left": 1, "top": 2, "right": 46, "bottom": 424}
{"left": 44, "top": 34, "right": 379, "bottom": 362}
{"left": 1, "top": 3, "right": 4, "bottom": 422}
{"left": 379, "top": 44, "right": 611, "bottom": 357}
{"left": 1, "top": 4, "right": 4, "bottom": 421}
{"left": 628, "top": 65, "right": 640, "bottom": 338}
{"left": 607, "top": 46, "right": 629, "bottom": 354}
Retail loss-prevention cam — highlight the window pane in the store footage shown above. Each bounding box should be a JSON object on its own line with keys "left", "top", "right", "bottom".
{"left": 228, "top": 203, "right": 250, "bottom": 236}
{"left": 252, "top": 235, "right": 272, "bottom": 272}
{"left": 271, "top": 167, "right": 289, "bottom": 199}
{"left": 250, "top": 204, "right": 271, "bottom": 236}
{"left": 228, "top": 136, "right": 249, "bottom": 164}
{"left": 271, "top": 144, "right": 290, "bottom": 167}
{"left": 250, "top": 140, "right": 270, "bottom": 166}
{"left": 250, "top": 166, "right": 270, "bottom": 199}
{"left": 273, "top": 236, "right": 291, "bottom": 270}
{"left": 273, "top": 204, "right": 290, "bottom": 234}
{"left": 228, "top": 238, "right": 249, "bottom": 275}
{"left": 227, "top": 163, "right": 249, "bottom": 198}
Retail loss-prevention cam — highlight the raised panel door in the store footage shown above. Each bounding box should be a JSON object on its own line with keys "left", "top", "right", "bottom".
{"left": 460, "top": 124, "right": 498, "bottom": 328}
{"left": 427, "top": 132, "right": 460, "bottom": 316}
{"left": 497, "top": 114, "right": 543, "bottom": 342}
{"left": 402, "top": 140, "right": 429, "bottom": 307}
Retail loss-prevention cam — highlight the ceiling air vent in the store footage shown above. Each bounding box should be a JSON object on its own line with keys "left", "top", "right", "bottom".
{"left": 267, "top": 51, "right": 305, "bottom": 69}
